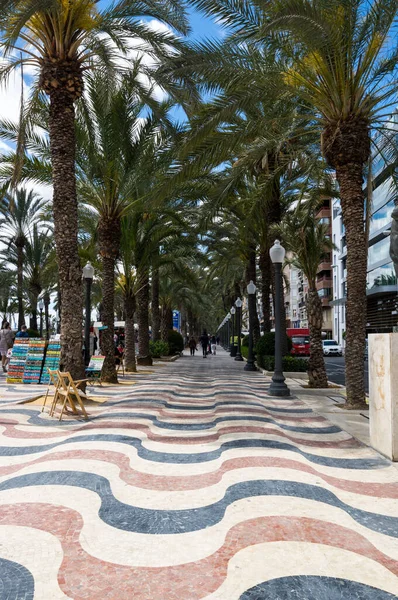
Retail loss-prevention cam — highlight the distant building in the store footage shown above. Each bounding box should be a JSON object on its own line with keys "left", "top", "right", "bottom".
{"left": 331, "top": 155, "right": 398, "bottom": 345}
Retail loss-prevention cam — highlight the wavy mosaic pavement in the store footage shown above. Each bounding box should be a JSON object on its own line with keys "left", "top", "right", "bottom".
{"left": 0, "top": 349, "right": 397, "bottom": 599}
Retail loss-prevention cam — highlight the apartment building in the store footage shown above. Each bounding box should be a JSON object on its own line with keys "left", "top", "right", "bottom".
{"left": 315, "top": 198, "right": 334, "bottom": 337}
{"left": 331, "top": 156, "right": 398, "bottom": 345}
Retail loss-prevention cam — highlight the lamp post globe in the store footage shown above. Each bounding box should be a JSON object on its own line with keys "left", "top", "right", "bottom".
{"left": 83, "top": 261, "right": 94, "bottom": 366}
{"left": 245, "top": 280, "right": 257, "bottom": 371}
{"left": 234, "top": 297, "right": 244, "bottom": 361}
{"left": 268, "top": 241, "right": 290, "bottom": 396}
{"left": 230, "top": 306, "right": 237, "bottom": 356}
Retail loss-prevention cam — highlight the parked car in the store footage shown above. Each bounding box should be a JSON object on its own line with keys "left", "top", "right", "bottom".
{"left": 322, "top": 339, "right": 343, "bottom": 356}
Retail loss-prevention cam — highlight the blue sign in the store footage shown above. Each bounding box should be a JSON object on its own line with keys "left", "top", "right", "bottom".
{"left": 172, "top": 310, "right": 180, "bottom": 332}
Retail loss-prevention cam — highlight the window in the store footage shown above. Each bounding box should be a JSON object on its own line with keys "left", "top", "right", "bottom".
{"left": 292, "top": 336, "right": 309, "bottom": 345}
{"left": 318, "top": 288, "right": 331, "bottom": 298}
{"left": 323, "top": 340, "right": 338, "bottom": 346}
{"left": 319, "top": 217, "right": 330, "bottom": 225}
{"left": 370, "top": 199, "right": 395, "bottom": 234}
{"left": 368, "top": 237, "right": 390, "bottom": 266}
{"left": 367, "top": 262, "right": 396, "bottom": 289}
{"left": 371, "top": 179, "right": 393, "bottom": 213}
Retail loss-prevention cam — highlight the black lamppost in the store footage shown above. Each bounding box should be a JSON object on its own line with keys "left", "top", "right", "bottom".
{"left": 245, "top": 280, "right": 257, "bottom": 371}
{"left": 230, "top": 306, "right": 237, "bottom": 356}
{"left": 226, "top": 312, "right": 231, "bottom": 350}
{"left": 234, "top": 297, "right": 243, "bottom": 361}
{"left": 39, "top": 299, "right": 44, "bottom": 337}
{"left": 83, "top": 261, "right": 95, "bottom": 366}
{"left": 268, "top": 240, "right": 290, "bottom": 396}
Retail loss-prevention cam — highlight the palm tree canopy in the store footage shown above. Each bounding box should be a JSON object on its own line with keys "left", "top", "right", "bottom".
{"left": 279, "top": 205, "right": 334, "bottom": 287}
{"left": 0, "top": 187, "right": 46, "bottom": 248}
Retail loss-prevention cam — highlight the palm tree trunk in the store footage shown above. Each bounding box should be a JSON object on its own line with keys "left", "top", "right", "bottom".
{"left": 161, "top": 304, "right": 173, "bottom": 342}
{"left": 259, "top": 246, "right": 271, "bottom": 332}
{"left": 30, "top": 306, "right": 38, "bottom": 332}
{"left": 17, "top": 245, "right": 24, "bottom": 329}
{"left": 98, "top": 217, "right": 120, "bottom": 383}
{"left": 306, "top": 287, "right": 328, "bottom": 388}
{"left": 336, "top": 163, "right": 367, "bottom": 407}
{"left": 151, "top": 268, "right": 160, "bottom": 342}
{"left": 246, "top": 248, "right": 260, "bottom": 343}
{"left": 44, "top": 293, "right": 50, "bottom": 340}
{"left": 124, "top": 294, "right": 136, "bottom": 372}
{"left": 48, "top": 91, "right": 84, "bottom": 380}
{"left": 136, "top": 266, "right": 152, "bottom": 366}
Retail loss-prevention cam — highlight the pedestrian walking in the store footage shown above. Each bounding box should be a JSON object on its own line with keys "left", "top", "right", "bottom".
{"left": 16, "top": 325, "right": 29, "bottom": 339}
{"left": 216, "top": 335, "right": 220, "bottom": 345}
{"left": 211, "top": 335, "right": 217, "bottom": 355}
{"left": 0, "top": 322, "right": 14, "bottom": 373}
{"left": 188, "top": 336, "right": 197, "bottom": 356}
{"left": 199, "top": 330, "right": 209, "bottom": 358}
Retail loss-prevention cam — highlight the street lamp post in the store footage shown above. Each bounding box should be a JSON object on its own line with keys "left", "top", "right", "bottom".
{"left": 245, "top": 280, "right": 257, "bottom": 371}
{"left": 83, "top": 261, "right": 95, "bottom": 366}
{"left": 234, "top": 297, "right": 243, "bottom": 361}
{"left": 226, "top": 312, "right": 231, "bottom": 351}
{"left": 269, "top": 240, "right": 290, "bottom": 396}
{"left": 39, "top": 299, "right": 44, "bottom": 337}
{"left": 230, "top": 306, "right": 237, "bottom": 356}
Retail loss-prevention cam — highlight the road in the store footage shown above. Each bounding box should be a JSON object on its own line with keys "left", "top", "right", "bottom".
{"left": 324, "top": 355, "right": 369, "bottom": 393}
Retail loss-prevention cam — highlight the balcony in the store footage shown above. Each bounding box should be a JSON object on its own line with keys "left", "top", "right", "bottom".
{"left": 316, "top": 207, "right": 331, "bottom": 220}
{"left": 317, "top": 254, "right": 332, "bottom": 272}
{"left": 316, "top": 277, "right": 333, "bottom": 290}
{"left": 321, "top": 296, "right": 332, "bottom": 307}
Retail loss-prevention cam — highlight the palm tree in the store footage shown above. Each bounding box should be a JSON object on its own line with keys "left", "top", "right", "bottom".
{"left": 0, "top": 267, "right": 15, "bottom": 325}
{"left": 24, "top": 224, "right": 53, "bottom": 332}
{"left": 279, "top": 206, "right": 334, "bottom": 388}
{"left": 0, "top": 0, "right": 190, "bottom": 379}
{"left": 117, "top": 214, "right": 138, "bottom": 372}
{"left": 0, "top": 188, "right": 46, "bottom": 329}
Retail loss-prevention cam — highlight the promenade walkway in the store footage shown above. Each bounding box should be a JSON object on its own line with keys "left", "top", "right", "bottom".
{"left": 0, "top": 347, "right": 397, "bottom": 599}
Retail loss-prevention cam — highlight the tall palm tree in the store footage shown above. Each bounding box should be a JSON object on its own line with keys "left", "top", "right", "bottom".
{"left": 0, "top": 0, "right": 190, "bottom": 379}
{"left": 0, "top": 267, "right": 15, "bottom": 325}
{"left": 24, "top": 224, "right": 53, "bottom": 332}
{"left": 117, "top": 214, "right": 138, "bottom": 372}
{"left": 279, "top": 206, "right": 334, "bottom": 388}
{"left": 0, "top": 188, "right": 45, "bottom": 329}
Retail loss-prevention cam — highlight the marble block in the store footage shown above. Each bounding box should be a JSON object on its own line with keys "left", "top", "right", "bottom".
{"left": 369, "top": 333, "right": 398, "bottom": 461}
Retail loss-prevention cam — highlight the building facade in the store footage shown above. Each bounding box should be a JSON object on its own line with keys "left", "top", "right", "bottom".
{"left": 331, "top": 159, "right": 398, "bottom": 346}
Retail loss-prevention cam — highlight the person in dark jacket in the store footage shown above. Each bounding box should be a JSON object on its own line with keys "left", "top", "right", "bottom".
{"left": 199, "top": 330, "right": 209, "bottom": 358}
{"left": 188, "top": 337, "right": 197, "bottom": 356}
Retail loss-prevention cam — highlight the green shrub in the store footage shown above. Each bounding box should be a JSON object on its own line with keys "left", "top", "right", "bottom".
{"left": 27, "top": 329, "right": 40, "bottom": 338}
{"left": 149, "top": 340, "right": 169, "bottom": 358}
{"left": 241, "top": 346, "right": 249, "bottom": 358}
{"left": 258, "top": 354, "right": 308, "bottom": 372}
{"left": 167, "top": 330, "right": 184, "bottom": 355}
{"left": 282, "top": 356, "right": 308, "bottom": 372}
{"left": 255, "top": 332, "right": 292, "bottom": 356}
{"left": 242, "top": 334, "right": 249, "bottom": 347}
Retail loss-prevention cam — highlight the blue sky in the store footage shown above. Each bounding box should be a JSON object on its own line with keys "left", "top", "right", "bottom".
{"left": 187, "top": 6, "right": 223, "bottom": 41}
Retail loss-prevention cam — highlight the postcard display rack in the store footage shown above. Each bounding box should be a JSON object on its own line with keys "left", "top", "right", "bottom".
{"left": 23, "top": 338, "right": 46, "bottom": 384}
{"left": 40, "top": 341, "right": 61, "bottom": 384}
{"left": 6, "top": 338, "right": 30, "bottom": 383}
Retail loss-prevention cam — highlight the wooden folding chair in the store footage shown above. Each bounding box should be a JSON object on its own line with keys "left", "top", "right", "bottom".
{"left": 116, "top": 351, "right": 125, "bottom": 376}
{"left": 42, "top": 369, "right": 61, "bottom": 415}
{"left": 56, "top": 371, "right": 89, "bottom": 421}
